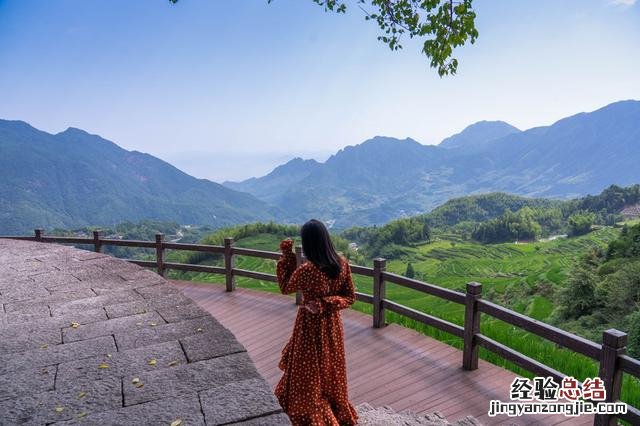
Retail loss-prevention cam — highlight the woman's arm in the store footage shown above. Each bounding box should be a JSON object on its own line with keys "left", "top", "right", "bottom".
{"left": 319, "top": 261, "right": 356, "bottom": 312}
{"left": 276, "top": 239, "right": 303, "bottom": 295}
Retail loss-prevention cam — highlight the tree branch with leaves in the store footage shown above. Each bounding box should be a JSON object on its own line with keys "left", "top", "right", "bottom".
{"left": 169, "top": 0, "right": 478, "bottom": 76}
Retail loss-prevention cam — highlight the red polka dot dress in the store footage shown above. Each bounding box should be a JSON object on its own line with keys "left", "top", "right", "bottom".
{"left": 274, "top": 239, "right": 359, "bottom": 426}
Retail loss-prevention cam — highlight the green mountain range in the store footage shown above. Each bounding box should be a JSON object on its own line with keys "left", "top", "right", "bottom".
{"left": 2, "top": 100, "right": 638, "bottom": 234}
{"left": 0, "top": 120, "right": 281, "bottom": 234}
{"left": 225, "top": 100, "right": 640, "bottom": 227}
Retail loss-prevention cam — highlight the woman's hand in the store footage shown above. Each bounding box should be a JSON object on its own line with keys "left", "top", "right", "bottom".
{"left": 304, "top": 299, "right": 322, "bottom": 314}
{"left": 280, "top": 238, "right": 294, "bottom": 254}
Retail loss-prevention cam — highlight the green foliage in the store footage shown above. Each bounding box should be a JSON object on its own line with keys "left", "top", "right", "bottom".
{"left": 344, "top": 216, "right": 431, "bottom": 257}
{"left": 628, "top": 311, "right": 640, "bottom": 359}
{"left": 567, "top": 211, "right": 596, "bottom": 236}
{"left": 404, "top": 261, "right": 415, "bottom": 278}
{"left": 558, "top": 224, "right": 640, "bottom": 345}
{"left": 472, "top": 207, "right": 542, "bottom": 243}
{"left": 568, "top": 184, "right": 640, "bottom": 226}
{"left": 558, "top": 256, "right": 599, "bottom": 319}
{"left": 607, "top": 223, "right": 640, "bottom": 259}
{"left": 424, "top": 192, "right": 565, "bottom": 233}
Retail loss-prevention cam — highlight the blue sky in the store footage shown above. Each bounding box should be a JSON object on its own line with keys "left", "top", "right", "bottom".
{"left": 1, "top": 0, "right": 639, "bottom": 181}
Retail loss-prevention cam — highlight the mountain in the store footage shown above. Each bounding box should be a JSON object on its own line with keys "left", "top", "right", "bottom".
{"left": 224, "top": 100, "right": 640, "bottom": 228}
{"left": 438, "top": 120, "right": 520, "bottom": 151}
{"left": 223, "top": 157, "right": 321, "bottom": 203}
{"left": 0, "top": 120, "right": 281, "bottom": 234}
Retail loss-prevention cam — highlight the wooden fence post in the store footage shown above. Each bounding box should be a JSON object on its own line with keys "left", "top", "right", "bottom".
{"left": 34, "top": 229, "right": 43, "bottom": 241}
{"left": 463, "top": 282, "right": 482, "bottom": 370}
{"left": 224, "top": 237, "right": 235, "bottom": 292}
{"left": 294, "top": 245, "right": 303, "bottom": 305}
{"left": 93, "top": 230, "right": 103, "bottom": 253}
{"left": 594, "top": 329, "right": 627, "bottom": 426}
{"left": 155, "top": 233, "right": 165, "bottom": 277}
{"left": 372, "top": 258, "right": 387, "bottom": 328}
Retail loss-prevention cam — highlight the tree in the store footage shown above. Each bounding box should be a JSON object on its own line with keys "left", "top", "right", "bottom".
{"left": 559, "top": 259, "right": 598, "bottom": 319}
{"left": 405, "top": 262, "right": 415, "bottom": 278}
{"left": 627, "top": 310, "right": 640, "bottom": 359}
{"left": 568, "top": 212, "right": 596, "bottom": 236}
{"left": 170, "top": 0, "right": 479, "bottom": 77}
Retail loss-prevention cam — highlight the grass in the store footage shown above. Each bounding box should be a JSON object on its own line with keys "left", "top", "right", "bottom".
{"left": 167, "top": 229, "right": 640, "bottom": 410}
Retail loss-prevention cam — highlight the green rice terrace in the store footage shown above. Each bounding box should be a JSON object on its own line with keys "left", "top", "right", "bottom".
{"left": 159, "top": 226, "right": 640, "bottom": 410}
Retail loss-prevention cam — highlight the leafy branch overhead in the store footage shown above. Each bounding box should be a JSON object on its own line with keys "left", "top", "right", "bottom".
{"left": 169, "top": 0, "right": 478, "bottom": 76}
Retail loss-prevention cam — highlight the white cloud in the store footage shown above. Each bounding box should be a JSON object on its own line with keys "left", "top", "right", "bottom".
{"left": 608, "top": 0, "right": 637, "bottom": 6}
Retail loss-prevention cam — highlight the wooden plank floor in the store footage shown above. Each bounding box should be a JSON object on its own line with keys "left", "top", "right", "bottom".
{"left": 171, "top": 280, "right": 593, "bottom": 426}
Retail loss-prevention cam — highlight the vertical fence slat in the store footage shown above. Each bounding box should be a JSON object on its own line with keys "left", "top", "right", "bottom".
{"left": 93, "top": 230, "right": 103, "bottom": 253}
{"left": 373, "top": 258, "right": 387, "bottom": 328}
{"left": 463, "top": 282, "right": 482, "bottom": 370}
{"left": 155, "top": 233, "right": 165, "bottom": 277}
{"left": 295, "top": 245, "right": 303, "bottom": 305}
{"left": 224, "top": 237, "right": 235, "bottom": 292}
{"left": 595, "top": 329, "right": 627, "bottom": 426}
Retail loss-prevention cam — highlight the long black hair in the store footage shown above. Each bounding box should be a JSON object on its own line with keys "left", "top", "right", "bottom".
{"left": 300, "top": 219, "right": 342, "bottom": 279}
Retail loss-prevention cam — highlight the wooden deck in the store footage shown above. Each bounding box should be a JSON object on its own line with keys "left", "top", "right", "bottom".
{"left": 171, "top": 280, "right": 593, "bottom": 426}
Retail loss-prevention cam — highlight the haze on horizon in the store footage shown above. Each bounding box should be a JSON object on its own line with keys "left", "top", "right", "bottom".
{"left": 1, "top": 0, "right": 639, "bottom": 182}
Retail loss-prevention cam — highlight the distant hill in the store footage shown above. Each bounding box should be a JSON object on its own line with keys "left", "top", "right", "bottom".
{"left": 225, "top": 100, "right": 640, "bottom": 227}
{"left": 223, "top": 157, "right": 321, "bottom": 203}
{"left": 0, "top": 120, "right": 281, "bottom": 234}
{"left": 438, "top": 120, "right": 520, "bottom": 151}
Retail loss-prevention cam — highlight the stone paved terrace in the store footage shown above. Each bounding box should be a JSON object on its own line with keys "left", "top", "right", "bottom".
{"left": 0, "top": 239, "right": 290, "bottom": 425}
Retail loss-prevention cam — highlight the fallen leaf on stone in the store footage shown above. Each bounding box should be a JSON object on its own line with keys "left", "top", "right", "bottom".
{"left": 77, "top": 391, "right": 87, "bottom": 399}
{"left": 147, "top": 359, "right": 157, "bottom": 366}
{"left": 98, "top": 363, "right": 110, "bottom": 369}
{"left": 76, "top": 412, "right": 87, "bottom": 419}
{"left": 70, "top": 322, "right": 80, "bottom": 329}
{"left": 168, "top": 360, "right": 178, "bottom": 367}
{"left": 132, "top": 378, "right": 140, "bottom": 384}
{"left": 106, "top": 353, "right": 112, "bottom": 358}
{"left": 170, "top": 420, "right": 183, "bottom": 426}
{"left": 42, "top": 368, "right": 49, "bottom": 375}
{"left": 135, "top": 382, "right": 144, "bottom": 388}
{"left": 150, "top": 322, "right": 157, "bottom": 326}
{"left": 54, "top": 406, "right": 64, "bottom": 413}
{"left": 197, "top": 328, "right": 203, "bottom": 332}
{"left": 40, "top": 344, "right": 48, "bottom": 349}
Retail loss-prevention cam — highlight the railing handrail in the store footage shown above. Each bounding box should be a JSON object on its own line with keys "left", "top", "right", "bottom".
{"left": 1, "top": 229, "right": 637, "bottom": 425}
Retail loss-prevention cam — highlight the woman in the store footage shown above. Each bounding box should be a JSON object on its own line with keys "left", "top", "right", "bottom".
{"left": 274, "top": 219, "right": 359, "bottom": 426}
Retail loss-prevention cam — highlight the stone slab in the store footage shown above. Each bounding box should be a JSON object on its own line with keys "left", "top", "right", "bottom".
{"left": 0, "top": 240, "right": 282, "bottom": 425}
{"left": 62, "top": 311, "right": 165, "bottom": 343}
{"left": 180, "top": 328, "right": 246, "bottom": 362}
{"left": 114, "top": 316, "right": 225, "bottom": 350}
{"left": 56, "top": 341, "right": 186, "bottom": 386}
{"left": 0, "top": 364, "right": 57, "bottom": 401}
{"left": 53, "top": 395, "right": 205, "bottom": 426}
{"left": 199, "top": 378, "right": 283, "bottom": 425}
{"left": 51, "top": 289, "right": 144, "bottom": 316}
{"left": 0, "top": 336, "right": 116, "bottom": 375}
{"left": 103, "top": 292, "right": 195, "bottom": 319}
{"left": 0, "top": 377, "right": 121, "bottom": 425}
{"left": 4, "top": 288, "right": 96, "bottom": 313}
{"left": 123, "top": 352, "right": 260, "bottom": 406}
{"left": 228, "top": 413, "right": 292, "bottom": 425}
{"left": 0, "top": 307, "right": 107, "bottom": 333}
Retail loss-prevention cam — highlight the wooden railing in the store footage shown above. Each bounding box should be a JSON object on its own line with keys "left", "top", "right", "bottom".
{"left": 3, "top": 229, "right": 639, "bottom": 425}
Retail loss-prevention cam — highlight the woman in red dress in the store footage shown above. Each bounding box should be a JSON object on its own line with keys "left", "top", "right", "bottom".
{"left": 274, "top": 219, "right": 359, "bottom": 425}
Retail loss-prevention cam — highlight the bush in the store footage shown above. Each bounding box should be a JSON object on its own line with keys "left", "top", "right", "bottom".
{"left": 568, "top": 212, "right": 596, "bottom": 236}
